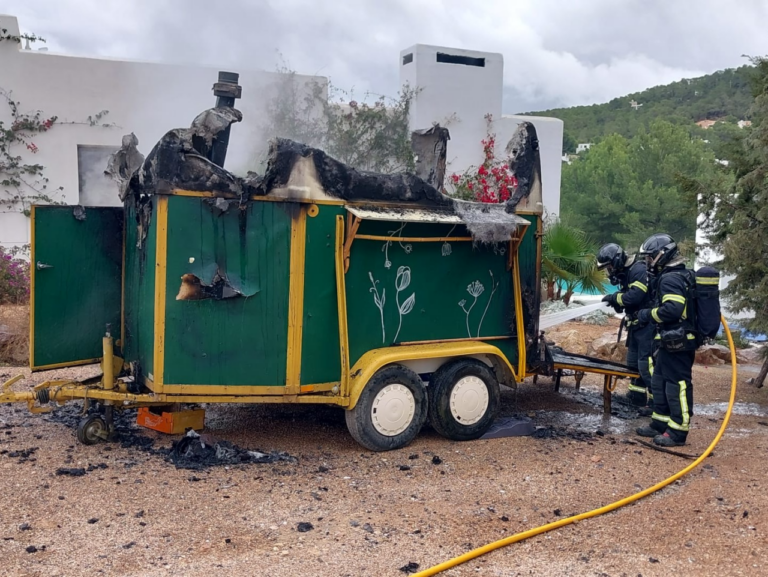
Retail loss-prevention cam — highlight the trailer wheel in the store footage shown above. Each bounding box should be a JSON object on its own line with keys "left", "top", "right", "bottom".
{"left": 77, "top": 414, "right": 107, "bottom": 445}
{"left": 428, "top": 359, "right": 500, "bottom": 441}
{"left": 345, "top": 364, "right": 427, "bottom": 452}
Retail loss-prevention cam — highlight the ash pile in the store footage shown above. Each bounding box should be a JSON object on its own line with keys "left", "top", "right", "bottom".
{"left": 168, "top": 430, "right": 297, "bottom": 471}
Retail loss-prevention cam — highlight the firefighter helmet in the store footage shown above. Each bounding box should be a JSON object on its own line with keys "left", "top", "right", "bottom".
{"left": 639, "top": 233, "right": 678, "bottom": 271}
{"left": 596, "top": 243, "right": 627, "bottom": 273}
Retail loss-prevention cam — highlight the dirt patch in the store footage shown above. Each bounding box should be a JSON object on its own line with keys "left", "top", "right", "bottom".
{"left": 0, "top": 305, "right": 28, "bottom": 366}
{"left": 1, "top": 332, "right": 766, "bottom": 576}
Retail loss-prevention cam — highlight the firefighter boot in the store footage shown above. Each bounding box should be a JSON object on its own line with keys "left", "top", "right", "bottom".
{"left": 638, "top": 396, "right": 654, "bottom": 417}
{"left": 653, "top": 431, "right": 686, "bottom": 447}
{"left": 636, "top": 420, "right": 666, "bottom": 438}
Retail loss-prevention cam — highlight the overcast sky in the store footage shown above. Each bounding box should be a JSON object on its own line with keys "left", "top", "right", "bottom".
{"left": 5, "top": 0, "right": 768, "bottom": 113}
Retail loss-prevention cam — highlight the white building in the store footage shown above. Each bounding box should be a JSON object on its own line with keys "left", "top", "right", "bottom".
{"left": 0, "top": 15, "right": 564, "bottom": 249}
{"left": 576, "top": 143, "right": 592, "bottom": 153}
{"left": 400, "top": 44, "right": 563, "bottom": 216}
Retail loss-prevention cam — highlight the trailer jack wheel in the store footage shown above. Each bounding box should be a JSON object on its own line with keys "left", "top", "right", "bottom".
{"left": 77, "top": 414, "right": 108, "bottom": 445}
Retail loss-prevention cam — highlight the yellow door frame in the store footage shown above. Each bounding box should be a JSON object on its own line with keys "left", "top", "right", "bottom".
{"left": 285, "top": 204, "right": 308, "bottom": 398}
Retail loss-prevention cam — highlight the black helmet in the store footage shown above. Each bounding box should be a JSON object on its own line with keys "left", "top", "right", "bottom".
{"left": 596, "top": 243, "right": 627, "bottom": 272}
{"left": 639, "top": 233, "right": 678, "bottom": 271}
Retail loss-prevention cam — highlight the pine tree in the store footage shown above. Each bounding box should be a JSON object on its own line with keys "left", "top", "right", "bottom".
{"left": 694, "top": 57, "right": 768, "bottom": 386}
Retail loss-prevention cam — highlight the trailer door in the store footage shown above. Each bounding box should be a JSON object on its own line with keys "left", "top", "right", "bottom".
{"left": 30, "top": 205, "right": 123, "bottom": 371}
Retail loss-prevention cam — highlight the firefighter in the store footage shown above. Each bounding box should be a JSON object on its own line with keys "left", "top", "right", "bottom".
{"left": 596, "top": 243, "right": 654, "bottom": 416}
{"left": 635, "top": 233, "right": 695, "bottom": 447}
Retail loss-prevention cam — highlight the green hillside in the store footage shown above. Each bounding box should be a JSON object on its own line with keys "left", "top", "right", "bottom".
{"left": 527, "top": 65, "right": 755, "bottom": 151}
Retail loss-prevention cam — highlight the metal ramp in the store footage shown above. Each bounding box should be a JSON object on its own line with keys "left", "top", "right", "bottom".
{"left": 548, "top": 349, "right": 640, "bottom": 414}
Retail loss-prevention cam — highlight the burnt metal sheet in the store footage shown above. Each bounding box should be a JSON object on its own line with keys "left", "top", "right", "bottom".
{"left": 345, "top": 205, "right": 530, "bottom": 227}
{"left": 550, "top": 350, "right": 639, "bottom": 377}
{"left": 411, "top": 124, "right": 449, "bottom": 190}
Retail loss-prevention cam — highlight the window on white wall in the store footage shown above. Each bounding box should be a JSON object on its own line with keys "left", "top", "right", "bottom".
{"left": 436, "top": 53, "right": 485, "bottom": 67}
{"left": 77, "top": 145, "right": 120, "bottom": 207}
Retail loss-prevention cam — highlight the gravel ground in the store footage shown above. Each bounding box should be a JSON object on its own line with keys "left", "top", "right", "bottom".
{"left": 1, "top": 323, "right": 766, "bottom": 577}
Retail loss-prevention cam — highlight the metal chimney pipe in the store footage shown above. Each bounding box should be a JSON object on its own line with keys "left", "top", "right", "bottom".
{"left": 210, "top": 71, "right": 242, "bottom": 167}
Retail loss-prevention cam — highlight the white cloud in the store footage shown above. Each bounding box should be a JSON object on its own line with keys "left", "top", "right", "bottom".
{"left": 6, "top": 0, "right": 768, "bottom": 112}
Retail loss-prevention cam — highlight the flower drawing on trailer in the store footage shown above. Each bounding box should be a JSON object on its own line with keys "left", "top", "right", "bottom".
{"left": 369, "top": 272, "right": 387, "bottom": 343}
{"left": 382, "top": 222, "right": 410, "bottom": 268}
{"left": 468, "top": 280, "right": 485, "bottom": 298}
{"left": 459, "top": 280, "right": 485, "bottom": 338}
{"left": 394, "top": 266, "right": 415, "bottom": 343}
{"left": 476, "top": 270, "right": 499, "bottom": 337}
{"left": 441, "top": 225, "right": 457, "bottom": 257}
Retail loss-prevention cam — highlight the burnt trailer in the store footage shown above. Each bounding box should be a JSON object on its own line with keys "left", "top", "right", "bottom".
{"left": 1, "top": 72, "right": 637, "bottom": 451}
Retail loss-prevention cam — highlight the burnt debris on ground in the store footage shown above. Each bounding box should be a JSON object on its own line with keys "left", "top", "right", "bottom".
{"left": 531, "top": 426, "right": 597, "bottom": 442}
{"left": 40, "top": 405, "right": 296, "bottom": 471}
{"left": 168, "top": 430, "right": 297, "bottom": 470}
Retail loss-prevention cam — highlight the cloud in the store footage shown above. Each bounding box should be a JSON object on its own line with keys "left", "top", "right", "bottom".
{"left": 6, "top": 0, "right": 768, "bottom": 113}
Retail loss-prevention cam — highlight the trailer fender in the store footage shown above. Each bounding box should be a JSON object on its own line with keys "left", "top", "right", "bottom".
{"left": 346, "top": 342, "right": 517, "bottom": 410}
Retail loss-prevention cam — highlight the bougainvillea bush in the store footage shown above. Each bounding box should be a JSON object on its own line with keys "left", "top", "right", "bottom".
{"left": 449, "top": 115, "right": 518, "bottom": 203}
{"left": 0, "top": 247, "right": 30, "bottom": 304}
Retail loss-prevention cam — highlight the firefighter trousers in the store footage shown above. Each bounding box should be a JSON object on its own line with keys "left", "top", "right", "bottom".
{"left": 626, "top": 323, "right": 654, "bottom": 406}
{"left": 649, "top": 347, "right": 695, "bottom": 442}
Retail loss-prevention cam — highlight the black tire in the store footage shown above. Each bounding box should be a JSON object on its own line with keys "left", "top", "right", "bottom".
{"left": 76, "top": 414, "right": 107, "bottom": 445}
{"left": 428, "top": 358, "right": 500, "bottom": 441}
{"left": 345, "top": 364, "right": 427, "bottom": 452}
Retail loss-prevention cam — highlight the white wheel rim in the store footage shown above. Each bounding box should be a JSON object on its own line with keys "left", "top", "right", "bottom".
{"left": 450, "top": 376, "right": 489, "bottom": 426}
{"left": 371, "top": 383, "right": 416, "bottom": 436}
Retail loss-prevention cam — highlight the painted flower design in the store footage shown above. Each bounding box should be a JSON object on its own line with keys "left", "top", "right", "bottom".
{"left": 369, "top": 272, "right": 386, "bottom": 342}
{"left": 395, "top": 266, "right": 411, "bottom": 291}
{"left": 460, "top": 281, "right": 483, "bottom": 338}
{"left": 467, "top": 281, "right": 485, "bottom": 298}
{"left": 394, "top": 266, "right": 415, "bottom": 342}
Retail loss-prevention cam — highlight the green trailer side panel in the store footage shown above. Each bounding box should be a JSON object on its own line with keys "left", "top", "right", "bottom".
{"left": 345, "top": 219, "right": 518, "bottom": 367}
{"left": 162, "top": 197, "right": 292, "bottom": 386}
{"left": 491, "top": 338, "right": 518, "bottom": 368}
{"left": 31, "top": 206, "right": 123, "bottom": 369}
{"left": 123, "top": 198, "right": 156, "bottom": 378}
{"left": 300, "top": 205, "right": 343, "bottom": 385}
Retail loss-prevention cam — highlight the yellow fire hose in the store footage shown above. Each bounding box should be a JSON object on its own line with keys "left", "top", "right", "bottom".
{"left": 415, "top": 316, "right": 738, "bottom": 576}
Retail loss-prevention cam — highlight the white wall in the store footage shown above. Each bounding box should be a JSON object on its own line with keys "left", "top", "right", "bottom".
{"left": 0, "top": 14, "right": 326, "bottom": 249}
{"left": 400, "top": 44, "right": 503, "bottom": 173}
{"left": 399, "top": 43, "right": 563, "bottom": 216}
{"left": 1, "top": 18, "right": 564, "bottom": 250}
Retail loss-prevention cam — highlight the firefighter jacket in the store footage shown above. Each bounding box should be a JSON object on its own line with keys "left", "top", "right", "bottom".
{"left": 639, "top": 264, "right": 696, "bottom": 335}
{"left": 615, "top": 260, "right": 653, "bottom": 316}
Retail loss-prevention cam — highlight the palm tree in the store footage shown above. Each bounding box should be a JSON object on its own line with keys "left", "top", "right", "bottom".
{"left": 542, "top": 219, "right": 607, "bottom": 305}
